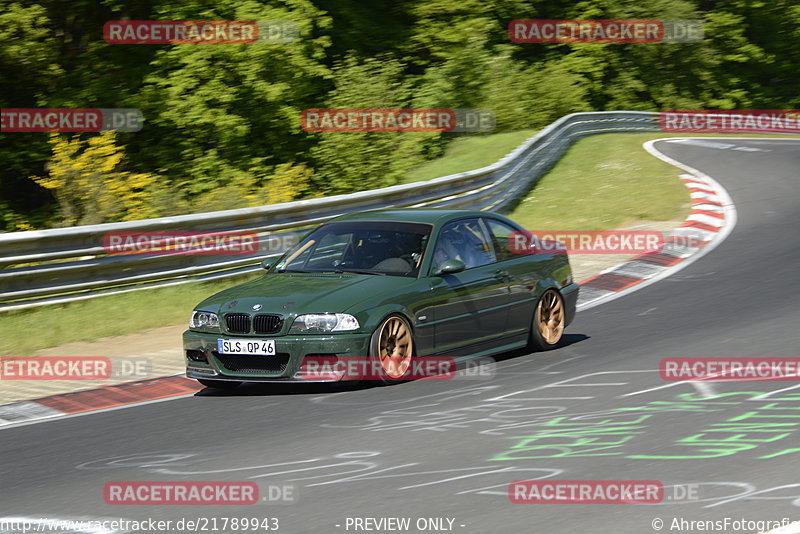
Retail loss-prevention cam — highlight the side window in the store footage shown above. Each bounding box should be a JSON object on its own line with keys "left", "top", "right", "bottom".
{"left": 432, "top": 218, "right": 496, "bottom": 271}
{"left": 484, "top": 218, "right": 519, "bottom": 261}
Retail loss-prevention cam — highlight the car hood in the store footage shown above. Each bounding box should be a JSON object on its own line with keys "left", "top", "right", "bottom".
{"left": 196, "top": 272, "right": 417, "bottom": 316}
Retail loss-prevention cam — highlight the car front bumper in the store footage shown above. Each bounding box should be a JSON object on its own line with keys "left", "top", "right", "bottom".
{"left": 183, "top": 329, "right": 372, "bottom": 383}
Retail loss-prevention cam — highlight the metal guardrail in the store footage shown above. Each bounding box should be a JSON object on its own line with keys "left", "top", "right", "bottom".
{"left": 0, "top": 111, "right": 661, "bottom": 311}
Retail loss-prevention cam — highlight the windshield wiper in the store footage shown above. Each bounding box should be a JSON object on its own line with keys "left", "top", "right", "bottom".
{"left": 332, "top": 268, "right": 387, "bottom": 276}
{"left": 281, "top": 268, "right": 387, "bottom": 276}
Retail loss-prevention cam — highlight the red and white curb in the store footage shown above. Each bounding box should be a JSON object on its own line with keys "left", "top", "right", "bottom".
{"left": 0, "top": 375, "right": 199, "bottom": 429}
{"left": 0, "top": 137, "right": 739, "bottom": 430}
{"left": 576, "top": 138, "right": 737, "bottom": 310}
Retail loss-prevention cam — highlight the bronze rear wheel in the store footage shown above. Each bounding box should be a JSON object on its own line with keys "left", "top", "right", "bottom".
{"left": 529, "top": 289, "right": 565, "bottom": 350}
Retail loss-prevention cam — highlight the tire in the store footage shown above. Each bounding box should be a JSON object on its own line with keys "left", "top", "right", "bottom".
{"left": 369, "top": 314, "right": 415, "bottom": 384}
{"left": 197, "top": 379, "right": 242, "bottom": 390}
{"left": 528, "top": 289, "right": 566, "bottom": 351}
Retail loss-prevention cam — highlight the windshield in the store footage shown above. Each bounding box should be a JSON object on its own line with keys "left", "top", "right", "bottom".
{"left": 275, "top": 221, "right": 431, "bottom": 277}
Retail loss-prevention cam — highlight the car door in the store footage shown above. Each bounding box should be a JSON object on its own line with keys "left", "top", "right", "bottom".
{"left": 483, "top": 217, "right": 551, "bottom": 337}
{"left": 427, "top": 218, "right": 510, "bottom": 354}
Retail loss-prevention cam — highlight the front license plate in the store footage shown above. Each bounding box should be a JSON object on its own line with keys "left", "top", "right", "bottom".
{"left": 217, "top": 338, "right": 276, "bottom": 356}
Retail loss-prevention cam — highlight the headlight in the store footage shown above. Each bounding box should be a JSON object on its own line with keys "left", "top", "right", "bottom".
{"left": 292, "top": 313, "right": 360, "bottom": 332}
{"left": 190, "top": 310, "right": 220, "bottom": 329}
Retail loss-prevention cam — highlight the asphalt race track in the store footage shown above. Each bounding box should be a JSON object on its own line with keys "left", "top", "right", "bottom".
{"left": 2, "top": 138, "right": 799, "bottom": 534}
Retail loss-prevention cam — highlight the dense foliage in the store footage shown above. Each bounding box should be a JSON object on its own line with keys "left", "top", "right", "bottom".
{"left": 1, "top": 0, "right": 798, "bottom": 229}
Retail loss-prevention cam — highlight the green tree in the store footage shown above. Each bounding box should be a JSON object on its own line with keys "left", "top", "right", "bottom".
{"left": 127, "top": 0, "right": 331, "bottom": 200}
{"left": 309, "top": 56, "right": 440, "bottom": 195}
{"left": 0, "top": 3, "right": 64, "bottom": 227}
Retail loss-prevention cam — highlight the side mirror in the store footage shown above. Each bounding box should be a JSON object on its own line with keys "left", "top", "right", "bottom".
{"left": 261, "top": 255, "right": 283, "bottom": 271}
{"left": 434, "top": 258, "right": 466, "bottom": 276}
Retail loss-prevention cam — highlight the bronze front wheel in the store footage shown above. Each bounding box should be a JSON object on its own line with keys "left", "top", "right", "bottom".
{"left": 371, "top": 315, "right": 414, "bottom": 383}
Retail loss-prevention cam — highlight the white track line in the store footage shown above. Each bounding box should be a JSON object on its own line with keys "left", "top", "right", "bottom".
{"left": 577, "top": 137, "right": 738, "bottom": 311}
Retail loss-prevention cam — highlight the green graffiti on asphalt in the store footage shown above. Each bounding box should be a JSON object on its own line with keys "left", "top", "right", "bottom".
{"left": 491, "top": 391, "right": 800, "bottom": 461}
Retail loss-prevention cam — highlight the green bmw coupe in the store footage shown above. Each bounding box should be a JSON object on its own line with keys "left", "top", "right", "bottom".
{"left": 184, "top": 209, "right": 579, "bottom": 388}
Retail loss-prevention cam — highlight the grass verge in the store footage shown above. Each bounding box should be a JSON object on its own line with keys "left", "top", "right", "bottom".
{"left": 508, "top": 132, "right": 690, "bottom": 230}
{"left": 0, "top": 276, "right": 258, "bottom": 355}
{"left": 402, "top": 129, "right": 538, "bottom": 183}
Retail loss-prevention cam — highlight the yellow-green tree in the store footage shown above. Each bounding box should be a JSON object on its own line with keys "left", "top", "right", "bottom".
{"left": 257, "top": 162, "right": 315, "bottom": 205}
{"left": 191, "top": 162, "right": 315, "bottom": 212}
{"left": 30, "top": 133, "right": 159, "bottom": 226}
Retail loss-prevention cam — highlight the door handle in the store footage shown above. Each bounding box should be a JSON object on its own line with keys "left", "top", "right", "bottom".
{"left": 494, "top": 269, "right": 509, "bottom": 280}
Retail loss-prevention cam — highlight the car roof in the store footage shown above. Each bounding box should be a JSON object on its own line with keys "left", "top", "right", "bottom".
{"left": 329, "top": 208, "right": 505, "bottom": 226}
